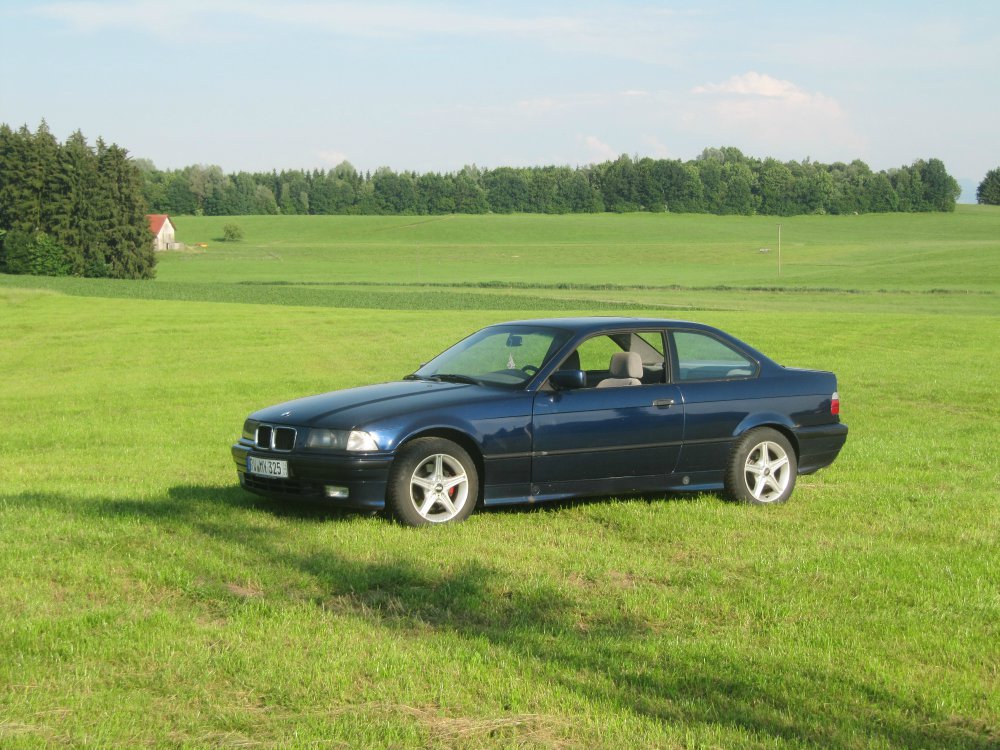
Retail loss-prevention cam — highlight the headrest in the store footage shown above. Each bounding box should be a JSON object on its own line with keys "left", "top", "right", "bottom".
{"left": 609, "top": 351, "right": 642, "bottom": 379}
{"left": 561, "top": 349, "right": 580, "bottom": 370}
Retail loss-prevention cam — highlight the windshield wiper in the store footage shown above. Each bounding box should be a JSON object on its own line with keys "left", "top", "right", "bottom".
{"left": 430, "top": 373, "right": 482, "bottom": 386}
{"left": 404, "top": 373, "right": 430, "bottom": 381}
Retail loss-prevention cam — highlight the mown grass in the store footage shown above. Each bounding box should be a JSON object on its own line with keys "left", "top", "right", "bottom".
{"left": 0, "top": 274, "right": 649, "bottom": 312}
{"left": 156, "top": 206, "right": 1000, "bottom": 292}
{"left": 1, "top": 209, "right": 998, "bottom": 748}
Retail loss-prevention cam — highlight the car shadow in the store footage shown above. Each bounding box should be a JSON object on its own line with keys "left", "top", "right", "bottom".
{"left": 176, "top": 481, "right": 720, "bottom": 524}
{"left": 4, "top": 486, "right": 994, "bottom": 749}
{"left": 167, "top": 483, "right": 365, "bottom": 523}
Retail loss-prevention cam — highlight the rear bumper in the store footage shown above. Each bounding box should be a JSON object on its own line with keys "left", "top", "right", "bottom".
{"left": 232, "top": 440, "right": 392, "bottom": 509}
{"left": 795, "top": 422, "right": 848, "bottom": 474}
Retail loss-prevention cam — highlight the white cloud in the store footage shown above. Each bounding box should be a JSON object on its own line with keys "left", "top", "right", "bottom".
{"left": 643, "top": 135, "right": 670, "bottom": 159}
{"left": 318, "top": 149, "right": 349, "bottom": 166}
{"left": 686, "top": 71, "right": 862, "bottom": 157}
{"left": 693, "top": 72, "right": 843, "bottom": 117}
{"left": 621, "top": 90, "right": 649, "bottom": 97}
{"left": 581, "top": 135, "right": 618, "bottom": 163}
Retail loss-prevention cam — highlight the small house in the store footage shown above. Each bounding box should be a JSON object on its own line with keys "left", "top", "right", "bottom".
{"left": 147, "top": 214, "right": 177, "bottom": 251}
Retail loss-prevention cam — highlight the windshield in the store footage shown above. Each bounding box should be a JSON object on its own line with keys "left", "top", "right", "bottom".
{"left": 412, "top": 325, "right": 573, "bottom": 388}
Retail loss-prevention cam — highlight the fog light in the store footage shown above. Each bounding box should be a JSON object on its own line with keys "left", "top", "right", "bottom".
{"left": 324, "top": 485, "right": 349, "bottom": 499}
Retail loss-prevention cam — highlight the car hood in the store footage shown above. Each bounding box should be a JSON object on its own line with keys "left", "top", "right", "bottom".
{"left": 250, "top": 380, "right": 518, "bottom": 429}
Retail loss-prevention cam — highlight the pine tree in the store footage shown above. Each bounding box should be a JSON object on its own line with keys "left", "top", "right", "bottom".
{"left": 95, "top": 141, "right": 155, "bottom": 279}
{"left": 0, "top": 126, "right": 43, "bottom": 232}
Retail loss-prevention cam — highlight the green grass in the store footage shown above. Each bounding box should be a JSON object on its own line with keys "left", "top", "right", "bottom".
{"left": 155, "top": 206, "right": 1000, "bottom": 292}
{"left": 0, "top": 209, "right": 998, "bottom": 748}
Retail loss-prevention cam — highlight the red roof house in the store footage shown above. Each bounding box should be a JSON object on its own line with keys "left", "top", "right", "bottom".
{"left": 147, "top": 214, "right": 176, "bottom": 251}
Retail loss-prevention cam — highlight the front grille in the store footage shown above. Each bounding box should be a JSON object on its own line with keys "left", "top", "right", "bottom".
{"left": 273, "top": 428, "right": 295, "bottom": 451}
{"left": 256, "top": 425, "right": 272, "bottom": 449}
{"left": 255, "top": 425, "right": 296, "bottom": 452}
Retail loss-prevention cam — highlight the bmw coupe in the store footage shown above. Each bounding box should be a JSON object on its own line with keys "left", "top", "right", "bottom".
{"left": 233, "top": 317, "right": 848, "bottom": 525}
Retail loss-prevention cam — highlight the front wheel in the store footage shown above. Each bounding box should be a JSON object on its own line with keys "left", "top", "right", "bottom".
{"left": 725, "top": 428, "right": 797, "bottom": 505}
{"left": 387, "top": 437, "right": 479, "bottom": 526}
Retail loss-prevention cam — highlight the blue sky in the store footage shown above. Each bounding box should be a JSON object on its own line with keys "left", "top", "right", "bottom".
{"left": 1, "top": 1, "right": 997, "bottom": 199}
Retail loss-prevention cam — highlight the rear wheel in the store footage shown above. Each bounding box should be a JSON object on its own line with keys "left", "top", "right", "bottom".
{"left": 725, "top": 428, "right": 797, "bottom": 505}
{"left": 387, "top": 437, "right": 479, "bottom": 526}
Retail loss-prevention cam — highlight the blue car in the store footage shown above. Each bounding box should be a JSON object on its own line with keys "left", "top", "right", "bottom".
{"left": 232, "top": 317, "right": 847, "bottom": 525}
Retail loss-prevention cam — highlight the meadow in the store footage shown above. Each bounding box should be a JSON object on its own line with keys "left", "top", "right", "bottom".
{"left": 0, "top": 207, "right": 997, "bottom": 748}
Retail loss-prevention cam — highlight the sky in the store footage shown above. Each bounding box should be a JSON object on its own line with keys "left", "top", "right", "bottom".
{"left": 1, "top": 1, "right": 997, "bottom": 200}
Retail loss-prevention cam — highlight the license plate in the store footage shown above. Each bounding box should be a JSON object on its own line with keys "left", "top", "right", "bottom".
{"left": 247, "top": 456, "right": 288, "bottom": 478}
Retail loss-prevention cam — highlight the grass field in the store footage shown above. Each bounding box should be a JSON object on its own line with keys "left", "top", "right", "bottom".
{"left": 1, "top": 208, "right": 998, "bottom": 748}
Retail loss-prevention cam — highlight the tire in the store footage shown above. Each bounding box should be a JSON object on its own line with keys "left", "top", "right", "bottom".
{"left": 387, "top": 437, "right": 479, "bottom": 526}
{"left": 725, "top": 428, "right": 797, "bottom": 505}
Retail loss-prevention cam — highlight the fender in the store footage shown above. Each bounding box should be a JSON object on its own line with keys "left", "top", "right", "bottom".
{"left": 732, "top": 410, "right": 798, "bottom": 441}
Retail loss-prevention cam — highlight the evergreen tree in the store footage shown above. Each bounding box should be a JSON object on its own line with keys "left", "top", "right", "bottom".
{"left": 95, "top": 141, "right": 155, "bottom": 279}
{"left": 0, "top": 126, "right": 45, "bottom": 231}
{"left": 0, "top": 124, "right": 16, "bottom": 230}
{"left": 0, "top": 122, "right": 155, "bottom": 279}
{"left": 51, "top": 130, "right": 100, "bottom": 274}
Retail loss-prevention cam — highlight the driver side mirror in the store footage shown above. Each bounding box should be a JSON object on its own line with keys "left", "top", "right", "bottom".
{"left": 549, "top": 369, "right": 586, "bottom": 390}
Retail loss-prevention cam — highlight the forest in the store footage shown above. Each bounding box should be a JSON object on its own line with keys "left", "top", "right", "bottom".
{"left": 139, "top": 146, "right": 962, "bottom": 218}
{"left": 0, "top": 122, "right": 155, "bottom": 279}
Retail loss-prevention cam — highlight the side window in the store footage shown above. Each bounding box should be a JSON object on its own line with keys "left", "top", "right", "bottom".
{"left": 574, "top": 335, "right": 622, "bottom": 372}
{"left": 566, "top": 331, "right": 666, "bottom": 386}
{"left": 672, "top": 331, "right": 756, "bottom": 382}
{"left": 631, "top": 332, "right": 665, "bottom": 371}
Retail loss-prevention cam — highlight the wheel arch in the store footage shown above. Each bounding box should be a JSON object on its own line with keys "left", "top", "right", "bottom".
{"left": 396, "top": 428, "right": 486, "bottom": 505}
{"left": 734, "top": 414, "right": 800, "bottom": 460}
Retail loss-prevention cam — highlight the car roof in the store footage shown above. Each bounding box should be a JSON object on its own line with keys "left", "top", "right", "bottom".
{"left": 483, "top": 317, "right": 778, "bottom": 376}
{"left": 492, "top": 316, "right": 719, "bottom": 334}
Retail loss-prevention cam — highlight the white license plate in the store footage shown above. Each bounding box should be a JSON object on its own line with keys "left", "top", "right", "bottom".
{"left": 247, "top": 456, "right": 288, "bottom": 478}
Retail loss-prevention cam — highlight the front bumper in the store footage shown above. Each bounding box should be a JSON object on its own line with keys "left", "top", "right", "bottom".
{"left": 232, "top": 439, "right": 392, "bottom": 509}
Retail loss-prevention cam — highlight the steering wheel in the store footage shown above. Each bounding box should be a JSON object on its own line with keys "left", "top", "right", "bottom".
{"left": 520, "top": 364, "right": 540, "bottom": 376}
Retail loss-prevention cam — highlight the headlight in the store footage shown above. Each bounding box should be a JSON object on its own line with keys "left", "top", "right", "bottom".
{"left": 346, "top": 430, "right": 378, "bottom": 451}
{"left": 242, "top": 420, "right": 258, "bottom": 440}
{"left": 306, "top": 429, "right": 378, "bottom": 451}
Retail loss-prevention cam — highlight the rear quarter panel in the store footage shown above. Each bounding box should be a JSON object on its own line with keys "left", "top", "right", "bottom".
{"left": 677, "top": 367, "right": 840, "bottom": 472}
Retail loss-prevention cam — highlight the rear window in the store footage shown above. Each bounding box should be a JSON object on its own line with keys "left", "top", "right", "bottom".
{"left": 672, "top": 331, "right": 756, "bottom": 381}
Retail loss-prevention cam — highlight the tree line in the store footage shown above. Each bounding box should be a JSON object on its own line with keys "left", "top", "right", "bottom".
{"left": 140, "top": 146, "right": 962, "bottom": 218}
{"left": 0, "top": 122, "right": 155, "bottom": 279}
{"left": 0, "top": 120, "right": 975, "bottom": 281}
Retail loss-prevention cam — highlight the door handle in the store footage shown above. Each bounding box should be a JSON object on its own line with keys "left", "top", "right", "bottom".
{"left": 653, "top": 398, "right": 676, "bottom": 409}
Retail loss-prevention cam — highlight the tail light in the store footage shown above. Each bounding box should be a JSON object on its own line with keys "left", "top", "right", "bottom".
{"left": 831, "top": 391, "right": 840, "bottom": 416}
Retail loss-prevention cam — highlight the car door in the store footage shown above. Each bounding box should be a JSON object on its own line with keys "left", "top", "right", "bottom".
{"left": 531, "top": 330, "right": 684, "bottom": 492}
